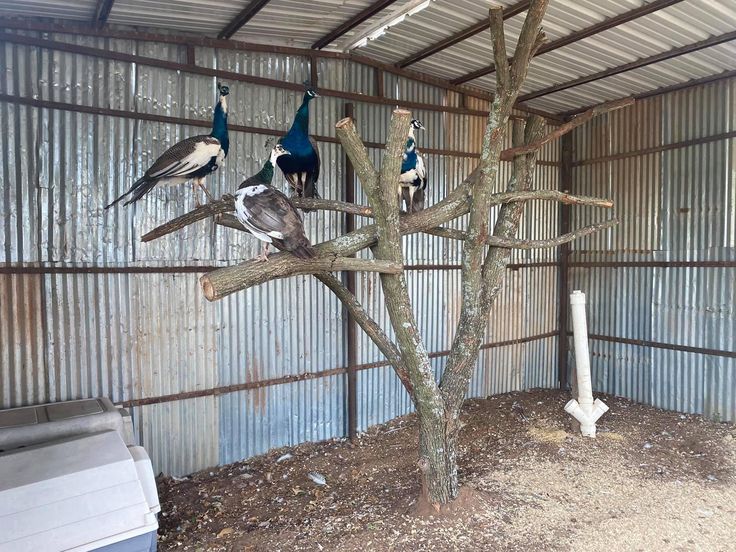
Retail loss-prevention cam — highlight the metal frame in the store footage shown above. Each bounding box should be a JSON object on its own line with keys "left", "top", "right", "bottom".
{"left": 119, "top": 330, "right": 560, "bottom": 408}
{"left": 311, "top": 0, "right": 401, "bottom": 50}
{"left": 561, "top": 70, "right": 736, "bottom": 118}
{"left": 0, "top": 30, "right": 535, "bottom": 121}
{"left": 343, "top": 103, "right": 359, "bottom": 442}
{"left": 519, "top": 31, "right": 736, "bottom": 104}
{"left": 396, "top": 0, "right": 530, "bottom": 68}
{"left": 451, "top": 0, "right": 688, "bottom": 85}
{"left": 557, "top": 133, "right": 572, "bottom": 389}
{"left": 218, "top": 0, "right": 272, "bottom": 40}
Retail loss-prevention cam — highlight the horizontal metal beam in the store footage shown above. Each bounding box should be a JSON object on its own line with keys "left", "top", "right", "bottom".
{"left": 583, "top": 333, "right": 736, "bottom": 359}
{"left": 560, "top": 69, "right": 736, "bottom": 119}
{"left": 451, "top": 0, "right": 687, "bottom": 85}
{"left": 568, "top": 260, "right": 736, "bottom": 268}
{"left": 0, "top": 31, "right": 537, "bottom": 120}
{"left": 0, "top": 265, "right": 216, "bottom": 275}
{"left": 572, "top": 129, "right": 736, "bottom": 167}
{"left": 519, "top": 31, "right": 736, "bottom": 103}
{"left": 218, "top": 0, "right": 272, "bottom": 40}
{"left": 396, "top": 0, "right": 530, "bottom": 68}
{"left": 0, "top": 94, "right": 563, "bottom": 165}
{"left": 312, "top": 0, "right": 400, "bottom": 50}
{"left": 0, "top": 262, "right": 562, "bottom": 275}
{"left": 0, "top": 17, "right": 490, "bottom": 105}
{"left": 118, "top": 330, "right": 558, "bottom": 407}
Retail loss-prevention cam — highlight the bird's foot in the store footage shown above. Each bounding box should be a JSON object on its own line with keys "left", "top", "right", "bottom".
{"left": 254, "top": 243, "right": 270, "bottom": 262}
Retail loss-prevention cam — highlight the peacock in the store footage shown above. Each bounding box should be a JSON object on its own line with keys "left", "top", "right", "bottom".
{"left": 276, "top": 88, "right": 321, "bottom": 209}
{"left": 105, "top": 83, "right": 230, "bottom": 210}
{"left": 399, "top": 118, "right": 427, "bottom": 213}
{"left": 233, "top": 145, "right": 316, "bottom": 262}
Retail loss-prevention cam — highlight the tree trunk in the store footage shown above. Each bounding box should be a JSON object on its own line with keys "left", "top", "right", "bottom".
{"left": 417, "top": 408, "right": 458, "bottom": 508}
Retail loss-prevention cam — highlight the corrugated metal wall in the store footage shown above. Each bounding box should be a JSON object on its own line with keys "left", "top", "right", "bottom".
{"left": 0, "top": 31, "right": 560, "bottom": 475}
{"left": 569, "top": 77, "right": 736, "bottom": 422}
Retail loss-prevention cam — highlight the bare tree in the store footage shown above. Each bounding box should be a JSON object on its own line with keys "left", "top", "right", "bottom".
{"left": 146, "top": 0, "right": 629, "bottom": 509}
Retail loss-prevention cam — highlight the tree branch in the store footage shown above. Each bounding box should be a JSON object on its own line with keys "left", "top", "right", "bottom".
{"left": 200, "top": 256, "right": 403, "bottom": 301}
{"left": 489, "top": 189, "right": 614, "bottom": 208}
{"left": 212, "top": 214, "right": 413, "bottom": 397}
{"left": 510, "top": 0, "right": 549, "bottom": 90}
{"left": 141, "top": 196, "right": 374, "bottom": 242}
{"left": 441, "top": 115, "right": 547, "bottom": 411}
{"left": 489, "top": 6, "right": 510, "bottom": 91}
{"left": 315, "top": 271, "right": 412, "bottom": 396}
{"left": 425, "top": 218, "right": 619, "bottom": 249}
{"left": 501, "top": 97, "right": 635, "bottom": 160}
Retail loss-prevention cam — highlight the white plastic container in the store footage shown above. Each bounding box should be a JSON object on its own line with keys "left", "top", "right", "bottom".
{"left": 0, "top": 430, "right": 159, "bottom": 552}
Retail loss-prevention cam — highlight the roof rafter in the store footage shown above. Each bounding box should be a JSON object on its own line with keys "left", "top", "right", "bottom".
{"left": 92, "top": 0, "right": 115, "bottom": 28}
{"left": 451, "top": 0, "right": 688, "bottom": 85}
{"left": 559, "top": 69, "right": 736, "bottom": 118}
{"left": 218, "top": 0, "right": 272, "bottom": 40}
{"left": 312, "top": 0, "right": 401, "bottom": 50}
{"left": 518, "top": 30, "right": 736, "bottom": 104}
{"left": 396, "top": 0, "right": 530, "bottom": 68}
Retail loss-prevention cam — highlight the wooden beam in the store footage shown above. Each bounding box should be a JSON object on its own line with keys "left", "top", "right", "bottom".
{"left": 218, "top": 0, "right": 271, "bottom": 39}
{"left": 93, "top": 0, "right": 115, "bottom": 28}
{"left": 519, "top": 30, "right": 736, "bottom": 103}
{"left": 451, "top": 0, "right": 687, "bottom": 85}
{"left": 396, "top": 0, "right": 530, "bottom": 68}
{"left": 312, "top": 0, "right": 400, "bottom": 50}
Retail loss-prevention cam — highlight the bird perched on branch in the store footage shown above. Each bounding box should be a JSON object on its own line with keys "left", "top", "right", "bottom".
{"left": 105, "top": 83, "right": 230, "bottom": 210}
{"left": 234, "top": 145, "right": 316, "bottom": 262}
{"left": 277, "top": 87, "right": 321, "bottom": 209}
{"left": 399, "top": 118, "right": 427, "bottom": 213}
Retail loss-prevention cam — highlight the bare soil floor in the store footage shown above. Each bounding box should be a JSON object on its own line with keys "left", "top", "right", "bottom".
{"left": 157, "top": 389, "right": 736, "bottom": 551}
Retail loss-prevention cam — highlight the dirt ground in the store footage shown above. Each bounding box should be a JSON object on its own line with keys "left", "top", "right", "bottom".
{"left": 157, "top": 389, "right": 736, "bottom": 551}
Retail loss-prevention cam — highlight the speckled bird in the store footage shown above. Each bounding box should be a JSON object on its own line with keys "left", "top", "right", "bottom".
{"left": 234, "top": 145, "right": 316, "bottom": 262}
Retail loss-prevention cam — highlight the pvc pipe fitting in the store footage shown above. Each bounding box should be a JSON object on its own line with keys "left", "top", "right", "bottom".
{"left": 566, "top": 290, "right": 609, "bottom": 438}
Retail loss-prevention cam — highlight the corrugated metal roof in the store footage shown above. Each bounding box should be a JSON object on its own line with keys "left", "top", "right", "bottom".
{"left": 1, "top": 0, "right": 736, "bottom": 114}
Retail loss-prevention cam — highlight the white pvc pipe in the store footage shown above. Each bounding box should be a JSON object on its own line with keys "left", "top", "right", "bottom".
{"left": 566, "top": 290, "right": 608, "bottom": 437}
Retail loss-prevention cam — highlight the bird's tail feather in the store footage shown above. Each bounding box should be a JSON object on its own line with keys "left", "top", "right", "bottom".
{"left": 299, "top": 175, "right": 320, "bottom": 213}
{"left": 104, "top": 176, "right": 156, "bottom": 209}
{"left": 291, "top": 243, "right": 316, "bottom": 260}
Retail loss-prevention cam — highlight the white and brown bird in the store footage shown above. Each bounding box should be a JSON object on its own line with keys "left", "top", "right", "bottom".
{"left": 105, "top": 83, "right": 230, "bottom": 209}
{"left": 234, "top": 145, "right": 316, "bottom": 262}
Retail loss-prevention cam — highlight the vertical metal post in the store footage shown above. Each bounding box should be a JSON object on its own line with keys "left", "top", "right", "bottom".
{"left": 558, "top": 132, "right": 573, "bottom": 389}
{"left": 185, "top": 44, "right": 196, "bottom": 66}
{"left": 310, "top": 53, "right": 319, "bottom": 88}
{"left": 375, "top": 68, "right": 384, "bottom": 97}
{"left": 344, "top": 103, "right": 358, "bottom": 441}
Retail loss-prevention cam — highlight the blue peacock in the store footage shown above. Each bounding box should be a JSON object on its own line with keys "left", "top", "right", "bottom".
{"left": 399, "top": 119, "right": 427, "bottom": 213}
{"left": 105, "top": 83, "right": 230, "bottom": 209}
{"left": 276, "top": 88, "right": 321, "bottom": 210}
